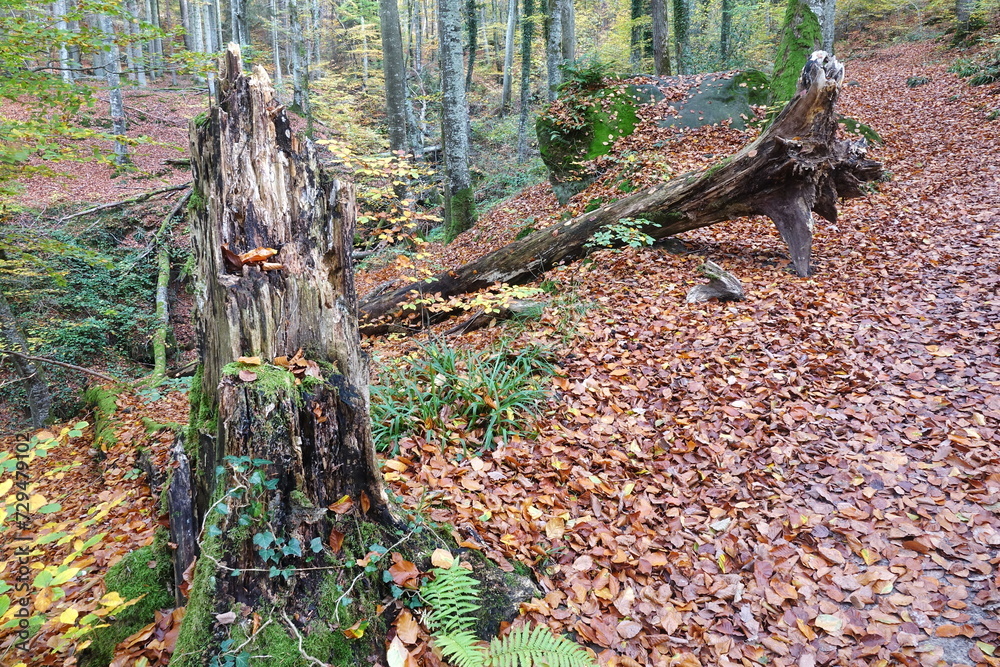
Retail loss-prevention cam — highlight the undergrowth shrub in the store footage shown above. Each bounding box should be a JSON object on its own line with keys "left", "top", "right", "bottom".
{"left": 370, "top": 342, "right": 553, "bottom": 454}
{"left": 949, "top": 37, "right": 1000, "bottom": 86}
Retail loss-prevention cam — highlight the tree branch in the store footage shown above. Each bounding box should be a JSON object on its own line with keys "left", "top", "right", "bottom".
{"left": 0, "top": 350, "right": 119, "bottom": 382}
{"left": 57, "top": 182, "right": 192, "bottom": 223}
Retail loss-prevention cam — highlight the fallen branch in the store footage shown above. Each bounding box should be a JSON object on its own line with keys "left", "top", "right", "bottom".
{"left": 686, "top": 261, "right": 745, "bottom": 303}
{"left": 358, "top": 53, "right": 883, "bottom": 334}
{"left": 58, "top": 182, "right": 192, "bottom": 223}
{"left": 151, "top": 191, "right": 192, "bottom": 381}
{"left": 0, "top": 350, "right": 119, "bottom": 382}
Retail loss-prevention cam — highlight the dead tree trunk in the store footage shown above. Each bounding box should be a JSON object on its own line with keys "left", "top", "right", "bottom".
{"left": 173, "top": 44, "right": 393, "bottom": 664}
{"left": 359, "top": 52, "right": 883, "bottom": 333}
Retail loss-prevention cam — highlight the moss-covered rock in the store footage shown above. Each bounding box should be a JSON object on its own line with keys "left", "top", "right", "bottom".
{"left": 83, "top": 385, "right": 121, "bottom": 451}
{"left": 79, "top": 534, "right": 175, "bottom": 667}
{"left": 537, "top": 74, "right": 767, "bottom": 204}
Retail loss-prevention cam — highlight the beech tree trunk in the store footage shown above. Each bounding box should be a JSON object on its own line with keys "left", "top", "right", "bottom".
{"left": 439, "top": 0, "right": 476, "bottom": 239}
{"left": 651, "top": 0, "right": 670, "bottom": 75}
{"left": 515, "top": 0, "right": 534, "bottom": 162}
{"left": 174, "top": 45, "right": 392, "bottom": 662}
{"left": 499, "top": 0, "right": 517, "bottom": 113}
{"left": 545, "top": 0, "right": 563, "bottom": 99}
{"left": 359, "top": 52, "right": 883, "bottom": 333}
{"left": 379, "top": 0, "right": 410, "bottom": 154}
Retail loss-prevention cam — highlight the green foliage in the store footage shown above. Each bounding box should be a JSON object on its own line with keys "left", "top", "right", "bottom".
{"left": 556, "top": 58, "right": 618, "bottom": 95}
{"left": 370, "top": 342, "right": 553, "bottom": 454}
{"left": 421, "top": 561, "right": 594, "bottom": 667}
{"left": 422, "top": 561, "right": 482, "bottom": 635}
{"left": 906, "top": 76, "right": 932, "bottom": 87}
{"left": 586, "top": 218, "right": 660, "bottom": 249}
{"left": 949, "top": 37, "right": 1000, "bottom": 86}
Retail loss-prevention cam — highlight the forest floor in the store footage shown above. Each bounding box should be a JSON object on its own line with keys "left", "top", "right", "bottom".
{"left": 1, "top": 39, "right": 998, "bottom": 667}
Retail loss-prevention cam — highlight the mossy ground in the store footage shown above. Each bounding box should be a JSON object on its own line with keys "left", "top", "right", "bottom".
{"left": 79, "top": 533, "right": 174, "bottom": 667}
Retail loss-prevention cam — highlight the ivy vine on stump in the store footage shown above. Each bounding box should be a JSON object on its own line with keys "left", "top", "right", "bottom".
{"left": 173, "top": 44, "right": 394, "bottom": 664}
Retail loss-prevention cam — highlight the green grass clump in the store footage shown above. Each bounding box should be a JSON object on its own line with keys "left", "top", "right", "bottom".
{"left": 80, "top": 535, "right": 174, "bottom": 667}
{"left": 370, "top": 342, "right": 553, "bottom": 454}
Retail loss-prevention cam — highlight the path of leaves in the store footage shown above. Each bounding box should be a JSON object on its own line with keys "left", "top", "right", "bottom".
{"left": 370, "top": 41, "right": 1000, "bottom": 667}
{"left": 0, "top": 390, "right": 187, "bottom": 665}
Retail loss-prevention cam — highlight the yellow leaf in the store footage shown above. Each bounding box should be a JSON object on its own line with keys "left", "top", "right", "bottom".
{"left": 237, "top": 356, "right": 262, "bottom": 365}
{"left": 34, "top": 588, "right": 54, "bottom": 612}
{"left": 29, "top": 494, "right": 47, "bottom": 512}
{"left": 59, "top": 608, "right": 79, "bottom": 625}
{"left": 50, "top": 567, "right": 80, "bottom": 587}
{"left": 430, "top": 549, "right": 454, "bottom": 569}
{"left": 99, "top": 591, "right": 124, "bottom": 607}
{"left": 0, "top": 479, "right": 13, "bottom": 496}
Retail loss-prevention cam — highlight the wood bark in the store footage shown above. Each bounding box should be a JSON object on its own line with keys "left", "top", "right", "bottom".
{"left": 465, "top": 0, "right": 478, "bottom": 90}
{"left": 672, "top": 0, "right": 690, "bottom": 74}
{"left": 0, "top": 293, "right": 52, "bottom": 428}
{"left": 358, "top": 52, "right": 883, "bottom": 333}
{"left": 439, "top": 0, "right": 476, "bottom": 238}
{"left": 561, "top": 0, "right": 574, "bottom": 62}
{"left": 499, "top": 0, "right": 517, "bottom": 113}
{"left": 651, "top": 0, "right": 670, "bottom": 75}
{"left": 183, "top": 44, "right": 393, "bottom": 621}
{"left": 544, "top": 0, "right": 562, "bottom": 99}
{"left": 99, "top": 13, "right": 129, "bottom": 165}
{"left": 379, "top": 0, "right": 410, "bottom": 153}
{"left": 515, "top": 0, "right": 534, "bottom": 162}
{"left": 720, "top": 0, "right": 732, "bottom": 66}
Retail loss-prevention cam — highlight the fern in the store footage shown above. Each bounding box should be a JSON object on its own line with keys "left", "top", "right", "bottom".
{"left": 488, "top": 625, "right": 595, "bottom": 667}
{"left": 435, "top": 630, "right": 488, "bottom": 667}
{"left": 421, "top": 561, "right": 481, "bottom": 635}
{"left": 421, "top": 558, "right": 595, "bottom": 667}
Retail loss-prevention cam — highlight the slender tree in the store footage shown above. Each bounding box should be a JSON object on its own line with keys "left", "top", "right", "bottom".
{"left": 500, "top": 0, "right": 517, "bottom": 113}
{"left": 99, "top": 13, "right": 129, "bottom": 165}
{"left": 0, "top": 292, "right": 51, "bottom": 428}
{"left": 956, "top": 0, "right": 973, "bottom": 38}
{"left": 515, "top": 0, "right": 533, "bottom": 161}
{"left": 672, "top": 0, "right": 690, "bottom": 74}
{"left": 53, "top": 0, "right": 73, "bottom": 83}
{"left": 379, "top": 0, "right": 411, "bottom": 154}
{"left": 439, "top": 0, "right": 476, "bottom": 238}
{"left": 651, "top": 0, "right": 670, "bottom": 74}
{"left": 544, "top": 0, "right": 562, "bottom": 98}
{"left": 466, "top": 0, "right": 478, "bottom": 89}
{"left": 561, "top": 0, "right": 574, "bottom": 61}
{"left": 720, "top": 0, "right": 732, "bottom": 66}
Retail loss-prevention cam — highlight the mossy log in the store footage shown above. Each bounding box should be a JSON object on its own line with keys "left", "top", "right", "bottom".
{"left": 358, "top": 52, "right": 883, "bottom": 334}
{"left": 173, "top": 44, "right": 393, "bottom": 665}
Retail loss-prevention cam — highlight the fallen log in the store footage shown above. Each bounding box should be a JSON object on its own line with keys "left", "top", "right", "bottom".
{"left": 57, "top": 182, "right": 192, "bottom": 223}
{"left": 359, "top": 52, "right": 883, "bottom": 333}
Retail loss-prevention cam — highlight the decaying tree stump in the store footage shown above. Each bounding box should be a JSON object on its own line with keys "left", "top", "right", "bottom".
{"left": 172, "top": 44, "right": 393, "bottom": 663}
{"left": 358, "top": 51, "right": 883, "bottom": 334}
{"left": 686, "top": 261, "right": 745, "bottom": 303}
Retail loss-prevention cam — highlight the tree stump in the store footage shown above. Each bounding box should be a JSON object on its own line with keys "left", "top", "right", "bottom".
{"left": 173, "top": 44, "right": 392, "bottom": 664}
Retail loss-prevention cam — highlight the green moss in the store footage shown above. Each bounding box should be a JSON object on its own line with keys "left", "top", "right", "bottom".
{"left": 768, "top": 0, "right": 823, "bottom": 105}
{"left": 171, "top": 507, "right": 224, "bottom": 667}
{"left": 444, "top": 187, "right": 477, "bottom": 242}
{"left": 193, "top": 111, "right": 210, "bottom": 128}
{"left": 221, "top": 362, "right": 324, "bottom": 406}
{"left": 187, "top": 187, "right": 206, "bottom": 213}
{"left": 83, "top": 386, "right": 121, "bottom": 450}
{"left": 80, "top": 533, "right": 174, "bottom": 667}
{"left": 185, "top": 365, "right": 216, "bottom": 458}
{"left": 585, "top": 96, "right": 640, "bottom": 161}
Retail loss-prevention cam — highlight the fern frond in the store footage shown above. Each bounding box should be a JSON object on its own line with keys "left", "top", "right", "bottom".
{"left": 435, "top": 630, "right": 489, "bottom": 667}
{"left": 421, "top": 561, "right": 481, "bottom": 635}
{"left": 487, "top": 625, "right": 596, "bottom": 667}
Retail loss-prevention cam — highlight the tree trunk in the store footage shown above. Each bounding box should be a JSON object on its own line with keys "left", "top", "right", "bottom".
{"left": 630, "top": 0, "right": 644, "bottom": 67}
{"left": 99, "top": 13, "right": 130, "bottom": 165}
{"left": 380, "top": 0, "right": 410, "bottom": 153}
{"left": 499, "top": 0, "right": 517, "bottom": 113}
{"left": 0, "top": 291, "right": 52, "bottom": 428}
{"left": 515, "top": 0, "right": 533, "bottom": 161}
{"left": 439, "top": 0, "right": 477, "bottom": 239}
{"left": 651, "top": 0, "right": 670, "bottom": 75}
{"left": 769, "top": 0, "right": 824, "bottom": 104}
{"left": 174, "top": 44, "right": 393, "bottom": 663}
{"left": 956, "top": 0, "right": 973, "bottom": 38}
{"left": 544, "top": 0, "right": 562, "bottom": 99}
{"left": 53, "top": 0, "right": 73, "bottom": 83}
{"left": 720, "top": 0, "right": 732, "bottom": 67}
{"left": 561, "top": 0, "right": 574, "bottom": 62}
{"left": 231, "top": 0, "right": 248, "bottom": 44}
{"left": 672, "top": 0, "right": 690, "bottom": 74}
{"left": 358, "top": 52, "right": 884, "bottom": 332}
{"left": 466, "top": 0, "right": 478, "bottom": 90}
